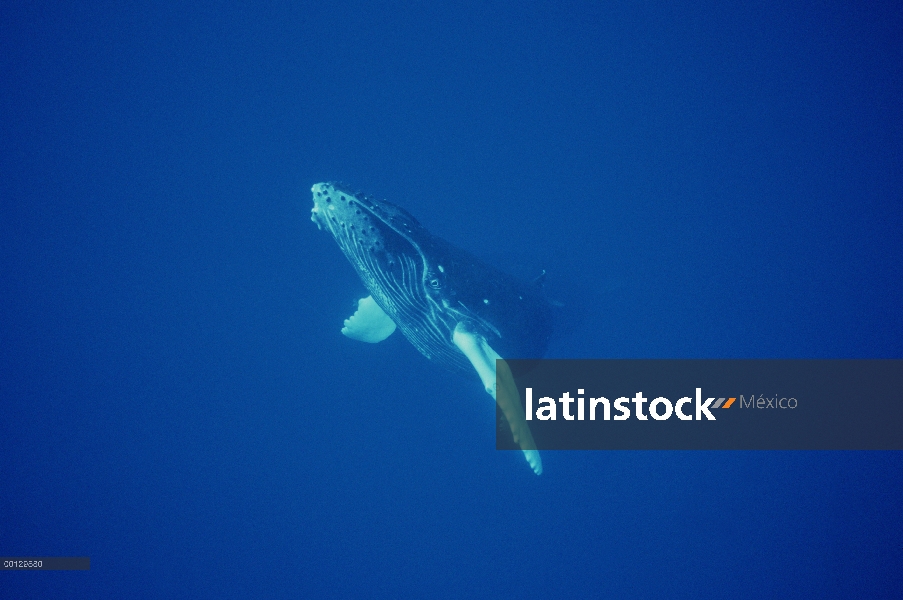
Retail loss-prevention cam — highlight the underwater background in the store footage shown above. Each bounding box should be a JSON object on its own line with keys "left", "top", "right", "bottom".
{"left": 2, "top": 1, "right": 901, "bottom": 597}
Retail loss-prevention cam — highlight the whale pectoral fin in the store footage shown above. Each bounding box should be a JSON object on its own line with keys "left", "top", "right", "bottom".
{"left": 495, "top": 359, "right": 543, "bottom": 475}
{"left": 341, "top": 296, "right": 397, "bottom": 343}
{"left": 452, "top": 323, "right": 543, "bottom": 475}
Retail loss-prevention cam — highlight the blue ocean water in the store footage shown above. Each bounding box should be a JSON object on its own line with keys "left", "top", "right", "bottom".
{"left": 1, "top": 1, "right": 901, "bottom": 597}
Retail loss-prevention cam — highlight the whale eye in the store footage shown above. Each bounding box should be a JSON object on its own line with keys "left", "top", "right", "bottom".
{"left": 429, "top": 278, "right": 441, "bottom": 290}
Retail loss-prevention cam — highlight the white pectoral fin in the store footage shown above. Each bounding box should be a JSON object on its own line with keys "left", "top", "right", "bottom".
{"left": 341, "top": 296, "right": 397, "bottom": 343}
{"left": 452, "top": 323, "right": 543, "bottom": 475}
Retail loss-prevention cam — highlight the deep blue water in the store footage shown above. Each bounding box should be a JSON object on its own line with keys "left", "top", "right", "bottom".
{"left": 2, "top": 1, "right": 901, "bottom": 597}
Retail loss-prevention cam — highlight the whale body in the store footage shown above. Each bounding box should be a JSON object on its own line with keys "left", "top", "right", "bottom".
{"left": 310, "top": 182, "right": 551, "bottom": 474}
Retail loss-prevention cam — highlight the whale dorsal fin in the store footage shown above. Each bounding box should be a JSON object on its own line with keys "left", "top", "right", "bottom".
{"left": 341, "top": 296, "right": 397, "bottom": 343}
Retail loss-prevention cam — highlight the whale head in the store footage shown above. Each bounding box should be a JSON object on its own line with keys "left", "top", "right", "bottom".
{"left": 311, "top": 182, "right": 467, "bottom": 367}
{"left": 310, "top": 182, "right": 431, "bottom": 286}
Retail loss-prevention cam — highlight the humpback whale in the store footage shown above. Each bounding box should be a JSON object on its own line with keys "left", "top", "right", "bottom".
{"left": 310, "top": 182, "right": 551, "bottom": 474}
